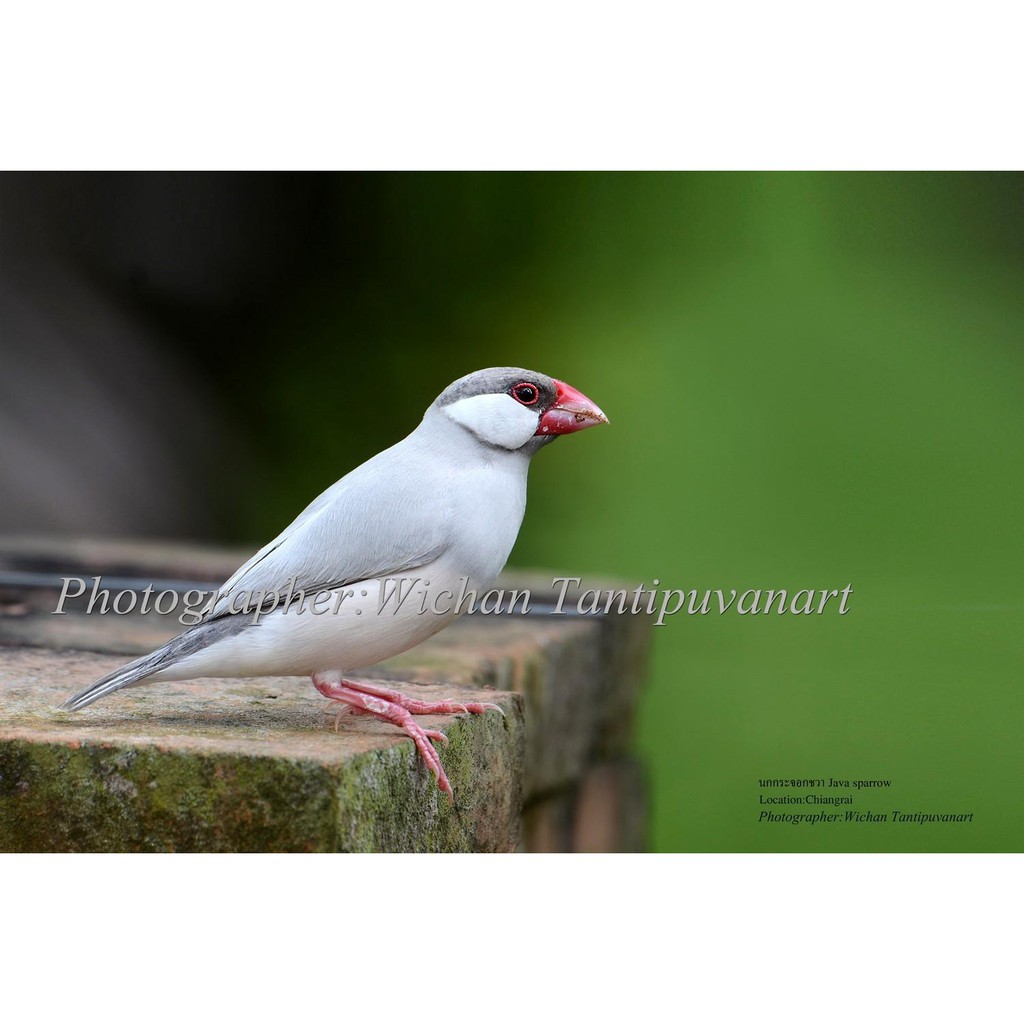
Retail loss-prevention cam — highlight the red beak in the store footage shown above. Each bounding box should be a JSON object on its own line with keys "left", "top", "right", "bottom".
{"left": 535, "top": 379, "right": 609, "bottom": 436}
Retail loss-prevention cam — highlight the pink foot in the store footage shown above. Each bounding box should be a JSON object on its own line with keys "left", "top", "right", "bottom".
{"left": 344, "top": 678, "right": 504, "bottom": 718}
{"left": 312, "top": 674, "right": 502, "bottom": 799}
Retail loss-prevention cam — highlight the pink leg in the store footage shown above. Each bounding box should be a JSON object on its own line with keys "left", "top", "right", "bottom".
{"left": 314, "top": 672, "right": 504, "bottom": 800}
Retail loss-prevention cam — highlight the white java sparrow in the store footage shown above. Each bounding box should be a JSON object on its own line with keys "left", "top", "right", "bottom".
{"left": 61, "top": 368, "right": 608, "bottom": 798}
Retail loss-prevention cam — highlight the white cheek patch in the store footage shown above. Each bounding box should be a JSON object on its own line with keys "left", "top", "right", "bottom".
{"left": 443, "top": 392, "right": 539, "bottom": 450}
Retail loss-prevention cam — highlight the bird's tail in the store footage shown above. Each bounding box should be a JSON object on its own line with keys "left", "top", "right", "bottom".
{"left": 59, "top": 648, "right": 170, "bottom": 711}
{"left": 60, "top": 615, "right": 251, "bottom": 712}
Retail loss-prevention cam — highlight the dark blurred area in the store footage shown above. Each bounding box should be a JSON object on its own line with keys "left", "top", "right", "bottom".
{"left": 2, "top": 172, "right": 1022, "bottom": 851}
{"left": 1, "top": 173, "right": 346, "bottom": 536}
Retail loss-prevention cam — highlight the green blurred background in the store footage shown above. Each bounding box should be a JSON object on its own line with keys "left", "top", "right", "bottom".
{"left": 3, "top": 172, "right": 1021, "bottom": 850}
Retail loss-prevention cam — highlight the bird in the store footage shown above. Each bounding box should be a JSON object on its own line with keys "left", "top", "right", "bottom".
{"left": 60, "top": 367, "right": 608, "bottom": 798}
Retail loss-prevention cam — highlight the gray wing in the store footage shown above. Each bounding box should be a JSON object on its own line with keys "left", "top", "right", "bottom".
{"left": 207, "top": 446, "right": 453, "bottom": 620}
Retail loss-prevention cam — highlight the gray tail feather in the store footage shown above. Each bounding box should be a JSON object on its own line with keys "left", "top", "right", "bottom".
{"left": 59, "top": 649, "right": 169, "bottom": 711}
{"left": 58, "top": 615, "right": 251, "bottom": 711}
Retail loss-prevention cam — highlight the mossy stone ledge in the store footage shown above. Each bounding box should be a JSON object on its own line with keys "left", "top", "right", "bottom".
{"left": 0, "top": 536, "right": 652, "bottom": 852}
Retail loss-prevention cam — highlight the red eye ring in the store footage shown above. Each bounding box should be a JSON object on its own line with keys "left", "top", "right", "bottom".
{"left": 512, "top": 382, "right": 540, "bottom": 406}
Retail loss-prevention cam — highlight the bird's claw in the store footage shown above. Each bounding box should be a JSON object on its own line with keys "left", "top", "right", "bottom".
{"left": 462, "top": 701, "right": 505, "bottom": 718}
{"left": 399, "top": 718, "right": 453, "bottom": 800}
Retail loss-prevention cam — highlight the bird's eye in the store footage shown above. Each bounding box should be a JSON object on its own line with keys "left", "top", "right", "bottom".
{"left": 511, "top": 382, "right": 540, "bottom": 406}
